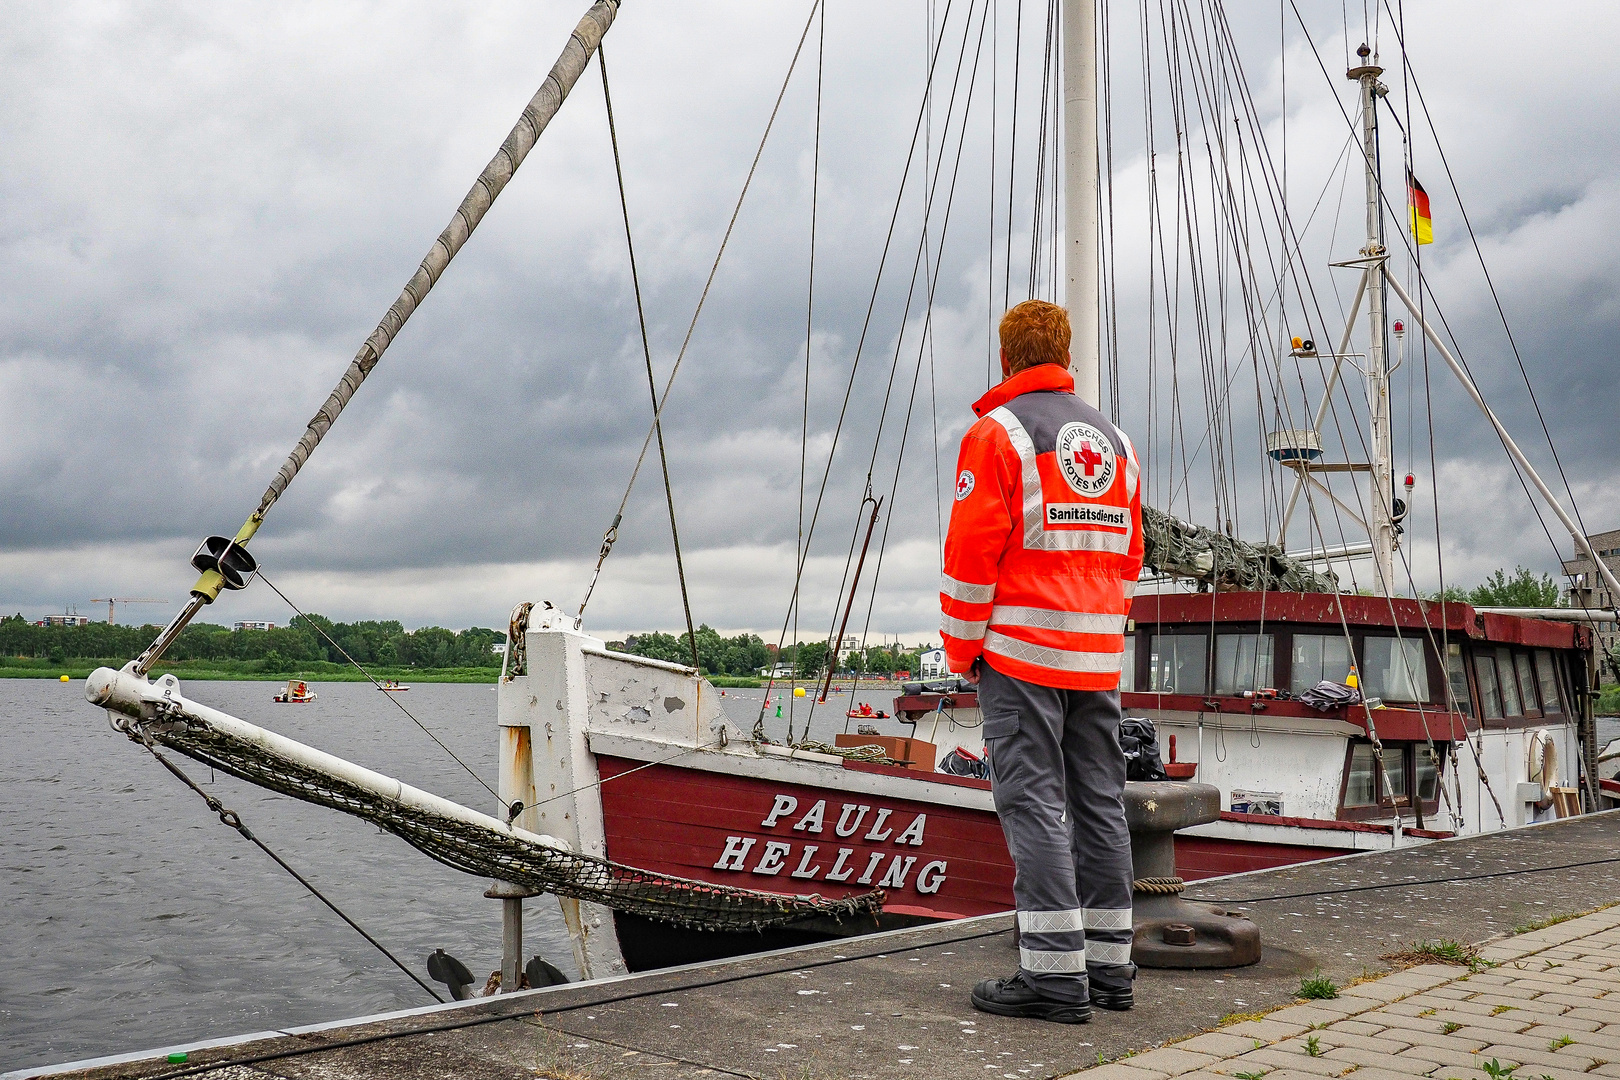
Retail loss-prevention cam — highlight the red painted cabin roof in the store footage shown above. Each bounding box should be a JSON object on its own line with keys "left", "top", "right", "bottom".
{"left": 1128, "top": 591, "right": 1587, "bottom": 651}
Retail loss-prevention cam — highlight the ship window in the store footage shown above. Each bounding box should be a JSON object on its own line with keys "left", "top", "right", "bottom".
{"left": 1445, "top": 643, "right": 1473, "bottom": 715}
{"left": 1149, "top": 634, "right": 1207, "bottom": 694}
{"left": 1291, "top": 633, "right": 1353, "bottom": 695}
{"left": 1534, "top": 651, "right": 1563, "bottom": 715}
{"left": 1416, "top": 748, "right": 1440, "bottom": 801}
{"left": 1213, "top": 633, "right": 1275, "bottom": 695}
{"left": 1496, "top": 647, "right": 1523, "bottom": 716}
{"left": 1515, "top": 653, "right": 1540, "bottom": 714}
{"left": 1362, "top": 636, "right": 1431, "bottom": 703}
{"left": 1120, "top": 636, "right": 1136, "bottom": 692}
{"left": 1474, "top": 653, "right": 1503, "bottom": 719}
{"left": 1344, "top": 743, "right": 1378, "bottom": 806}
{"left": 1384, "top": 746, "right": 1409, "bottom": 800}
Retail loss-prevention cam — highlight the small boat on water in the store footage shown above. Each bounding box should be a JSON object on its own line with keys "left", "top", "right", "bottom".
{"left": 377, "top": 681, "right": 411, "bottom": 692}
{"left": 272, "top": 679, "right": 316, "bottom": 704}
{"left": 846, "top": 705, "right": 889, "bottom": 720}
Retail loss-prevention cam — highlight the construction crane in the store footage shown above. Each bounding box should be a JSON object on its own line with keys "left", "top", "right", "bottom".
{"left": 90, "top": 598, "right": 168, "bottom": 625}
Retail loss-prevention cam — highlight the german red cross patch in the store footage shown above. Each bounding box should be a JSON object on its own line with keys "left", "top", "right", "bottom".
{"left": 955, "top": 469, "right": 975, "bottom": 501}
{"left": 1056, "top": 421, "right": 1117, "bottom": 497}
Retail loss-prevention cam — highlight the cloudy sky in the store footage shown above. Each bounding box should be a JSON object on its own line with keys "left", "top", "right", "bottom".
{"left": 2, "top": 0, "right": 1616, "bottom": 643}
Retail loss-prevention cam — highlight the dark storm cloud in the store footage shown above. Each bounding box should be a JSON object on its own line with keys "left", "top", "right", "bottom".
{"left": 3, "top": 1, "right": 1617, "bottom": 635}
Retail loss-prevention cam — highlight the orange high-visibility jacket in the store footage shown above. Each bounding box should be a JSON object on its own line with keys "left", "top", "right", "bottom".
{"left": 940, "top": 364, "right": 1144, "bottom": 690}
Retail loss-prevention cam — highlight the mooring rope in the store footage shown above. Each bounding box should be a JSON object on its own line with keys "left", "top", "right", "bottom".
{"left": 126, "top": 724, "right": 445, "bottom": 1002}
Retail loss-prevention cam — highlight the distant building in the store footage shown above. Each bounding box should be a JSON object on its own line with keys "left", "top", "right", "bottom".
{"left": 40, "top": 614, "right": 91, "bottom": 627}
{"left": 759, "top": 663, "right": 795, "bottom": 679}
{"left": 918, "top": 647, "right": 948, "bottom": 679}
{"left": 233, "top": 621, "right": 276, "bottom": 632}
{"left": 1563, "top": 528, "right": 1620, "bottom": 657}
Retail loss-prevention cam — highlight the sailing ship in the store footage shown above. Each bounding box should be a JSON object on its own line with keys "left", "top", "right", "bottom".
{"left": 84, "top": 0, "right": 1614, "bottom": 991}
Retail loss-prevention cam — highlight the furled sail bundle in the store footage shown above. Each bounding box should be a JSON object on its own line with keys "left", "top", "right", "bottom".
{"left": 1142, "top": 506, "right": 1339, "bottom": 594}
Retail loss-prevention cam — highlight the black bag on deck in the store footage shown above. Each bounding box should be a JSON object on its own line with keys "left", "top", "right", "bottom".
{"left": 1119, "top": 717, "right": 1168, "bottom": 782}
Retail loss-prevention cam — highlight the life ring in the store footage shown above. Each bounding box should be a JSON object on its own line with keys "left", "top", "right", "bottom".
{"left": 1527, "top": 729, "right": 1558, "bottom": 807}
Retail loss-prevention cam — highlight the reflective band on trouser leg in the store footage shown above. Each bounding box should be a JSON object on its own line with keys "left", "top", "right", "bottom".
{"left": 1084, "top": 940, "right": 1133, "bottom": 966}
{"left": 1017, "top": 909, "right": 1084, "bottom": 934}
{"left": 983, "top": 631, "right": 1124, "bottom": 675}
{"left": 1019, "top": 946, "right": 1087, "bottom": 973}
{"left": 1081, "top": 907, "right": 1132, "bottom": 931}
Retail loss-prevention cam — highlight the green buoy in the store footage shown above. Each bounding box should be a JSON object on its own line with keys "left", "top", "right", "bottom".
{"left": 167, "top": 1052, "right": 188, "bottom": 1063}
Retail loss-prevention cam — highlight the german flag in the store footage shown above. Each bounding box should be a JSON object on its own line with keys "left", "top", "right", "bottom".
{"left": 1407, "top": 169, "right": 1433, "bottom": 245}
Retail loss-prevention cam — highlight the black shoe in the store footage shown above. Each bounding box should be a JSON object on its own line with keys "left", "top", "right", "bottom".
{"left": 970, "top": 973, "right": 1091, "bottom": 1024}
{"left": 1091, "top": 985, "right": 1134, "bottom": 1011}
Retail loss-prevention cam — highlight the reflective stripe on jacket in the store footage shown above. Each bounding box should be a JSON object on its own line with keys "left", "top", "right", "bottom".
{"left": 939, "top": 364, "right": 1144, "bottom": 690}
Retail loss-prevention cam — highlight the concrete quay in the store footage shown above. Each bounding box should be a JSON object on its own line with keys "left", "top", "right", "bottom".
{"left": 12, "top": 812, "right": 1620, "bottom": 1080}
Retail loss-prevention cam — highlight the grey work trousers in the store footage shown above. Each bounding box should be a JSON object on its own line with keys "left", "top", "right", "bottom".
{"left": 978, "top": 660, "right": 1136, "bottom": 1004}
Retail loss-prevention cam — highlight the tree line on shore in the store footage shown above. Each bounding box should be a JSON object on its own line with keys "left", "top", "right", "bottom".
{"left": 613, "top": 626, "right": 926, "bottom": 678}
{"left": 0, "top": 614, "right": 503, "bottom": 671}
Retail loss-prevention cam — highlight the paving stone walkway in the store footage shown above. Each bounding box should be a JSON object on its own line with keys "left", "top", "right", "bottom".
{"left": 1072, "top": 908, "right": 1620, "bottom": 1080}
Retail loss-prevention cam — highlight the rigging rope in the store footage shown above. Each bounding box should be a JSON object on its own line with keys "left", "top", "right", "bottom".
{"left": 257, "top": 569, "right": 500, "bottom": 802}
{"left": 129, "top": 727, "right": 445, "bottom": 1003}
{"left": 596, "top": 42, "right": 701, "bottom": 672}
{"left": 577, "top": 0, "right": 824, "bottom": 627}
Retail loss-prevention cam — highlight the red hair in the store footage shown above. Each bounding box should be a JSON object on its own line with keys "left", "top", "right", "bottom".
{"left": 999, "top": 300, "right": 1071, "bottom": 374}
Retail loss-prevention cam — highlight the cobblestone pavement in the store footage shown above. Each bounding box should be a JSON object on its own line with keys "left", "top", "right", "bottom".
{"left": 1070, "top": 908, "right": 1620, "bottom": 1080}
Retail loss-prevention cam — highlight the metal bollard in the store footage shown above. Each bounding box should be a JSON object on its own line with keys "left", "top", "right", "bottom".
{"left": 1124, "top": 781, "right": 1262, "bottom": 968}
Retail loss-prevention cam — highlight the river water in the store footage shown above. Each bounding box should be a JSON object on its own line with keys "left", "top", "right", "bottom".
{"left": 0, "top": 676, "right": 903, "bottom": 1072}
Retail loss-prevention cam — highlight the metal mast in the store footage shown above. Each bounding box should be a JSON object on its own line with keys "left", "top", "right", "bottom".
{"left": 1349, "top": 43, "right": 1397, "bottom": 594}
{"left": 1062, "top": 0, "right": 1101, "bottom": 407}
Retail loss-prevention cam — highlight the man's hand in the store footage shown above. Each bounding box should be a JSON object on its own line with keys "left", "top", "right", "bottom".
{"left": 959, "top": 659, "right": 981, "bottom": 685}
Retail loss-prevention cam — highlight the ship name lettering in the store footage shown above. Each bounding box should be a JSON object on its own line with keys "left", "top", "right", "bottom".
{"left": 761, "top": 794, "right": 798, "bottom": 827}
{"left": 712, "top": 835, "right": 756, "bottom": 871}
{"left": 793, "top": 800, "right": 826, "bottom": 833}
{"left": 752, "top": 840, "right": 792, "bottom": 876}
{"left": 834, "top": 803, "right": 870, "bottom": 837}
{"left": 713, "top": 835, "right": 949, "bottom": 894}
{"left": 878, "top": 855, "right": 918, "bottom": 889}
{"left": 863, "top": 808, "right": 894, "bottom": 841}
{"left": 790, "top": 845, "right": 823, "bottom": 878}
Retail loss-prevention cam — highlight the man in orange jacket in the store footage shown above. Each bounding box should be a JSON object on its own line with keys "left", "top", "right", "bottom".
{"left": 942, "top": 299, "right": 1143, "bottom": 1024}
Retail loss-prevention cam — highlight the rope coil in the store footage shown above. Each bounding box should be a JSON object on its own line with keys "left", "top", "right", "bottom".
{"left": 1133, "top": 875, "right": 1186, "bottom": 895}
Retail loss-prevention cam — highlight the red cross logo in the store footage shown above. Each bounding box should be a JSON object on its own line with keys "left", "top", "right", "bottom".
{"left": 1073, "top": 439, "right": 1105, "bottom": 477}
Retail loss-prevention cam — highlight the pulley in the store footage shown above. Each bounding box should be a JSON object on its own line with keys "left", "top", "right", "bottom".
{"left": 190, "top": 535, "right": 258, "bottom": 593}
